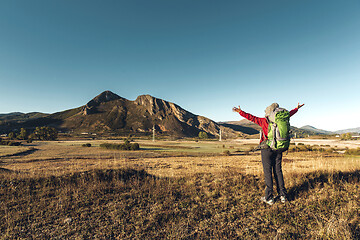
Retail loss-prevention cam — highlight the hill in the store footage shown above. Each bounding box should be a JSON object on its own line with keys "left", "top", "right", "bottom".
{"left": 299, "top": 125, "right": 334, "bottom": 135}
{"left": 0, "top": 91, "right": 241, "bottom": 138}
{"left": 219, "top": 119, "right": 261, "bottom": 135}
{"left": 0, "top": 112, "right": 49, "bottom": 122}
{"left": 220, "top": 120, "right": 329, "bottom": 138}
{"left": 0, "top": 112, "right": 50, "bottom": 133}
{"left": 335, "top": 127, "right": 360, "bottom": 134}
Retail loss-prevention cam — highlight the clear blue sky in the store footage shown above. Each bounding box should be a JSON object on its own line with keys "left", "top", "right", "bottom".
{"left": 0, "top": 0, "right": 359, "bottom": 131}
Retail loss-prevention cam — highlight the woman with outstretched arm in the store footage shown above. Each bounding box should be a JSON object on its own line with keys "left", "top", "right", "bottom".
{"left": 233, "top": 103, "right": 304, "bottom": 205}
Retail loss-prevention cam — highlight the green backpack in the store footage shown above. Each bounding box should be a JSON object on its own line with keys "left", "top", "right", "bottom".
{"left": 267, "top": 108, "right": 290, "bottom": 150}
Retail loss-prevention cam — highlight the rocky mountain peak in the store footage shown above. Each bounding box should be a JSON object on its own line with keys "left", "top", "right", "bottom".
{"left": 134, "top": 95, "right": 193, "bottom": 119}
{"left": 134, "top": 94, "right": 155, "bottom": 106}
{"left": 87, "top": 91, "right": 122, "bottom": 107}
{"left": 83, "top": 91, "right": 123, "bottom": 115}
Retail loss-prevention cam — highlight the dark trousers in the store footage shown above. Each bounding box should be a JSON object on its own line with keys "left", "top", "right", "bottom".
{"left": 261, "top": 147, "right": 287, "bottom": 201}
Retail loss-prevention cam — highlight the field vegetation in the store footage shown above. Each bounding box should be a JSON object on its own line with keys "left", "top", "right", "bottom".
{"left": 0, "top": 139, "right": 360, "bottom": 239}
{"left": 100, "top": 141, "right": 140, "bottom": 151}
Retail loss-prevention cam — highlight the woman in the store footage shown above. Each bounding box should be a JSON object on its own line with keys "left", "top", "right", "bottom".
{"left": 233, "top": 103, "right": 304, "bottom": 205}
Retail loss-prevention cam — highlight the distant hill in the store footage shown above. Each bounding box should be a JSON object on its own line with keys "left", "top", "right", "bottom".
{"left": 299, "top": 125, "right": 334, "bottom": 135}
{"left": 0, "top": 91, "right": 242, "bottom": 138}
{"left": 0, "top": 112, "right": 49, "bottom": 121}
{"left": 220, "top": 120, "right": 330, "bottom": 137}
{"left": 0, "top": 112, "right": 49, "bottom": 132}
{"left": 219, "top": 119, "right": 261, "bottom": 135}
{"left": 335, "top": 127, "right": 360, "bottom": 134}
{"left": 2, "top": 91, "right": 357, "bottom": 137}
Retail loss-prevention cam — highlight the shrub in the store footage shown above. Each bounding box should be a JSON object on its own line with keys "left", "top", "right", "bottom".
{"left": 223, "top": 150, "right": 231, "bottom": 156}
{"left": 100, "top": 142, "right": 140, "bottom": 151}
{"left": 0, "top": 140, "right": 9, "bottom": 145}
{"left": 131, "top": 143, "right": 140, "bottom": 151}
{"left": 198, "top": 131, "right": 208, "bottom": 139}
{"left": 345, "top": 148, "right": 360, "bottom": 155}
{"left": 289, "top": 144, "right": 315, "bottom": 152}
{"left": 8, "top": 132, "right": 15, "bottom": 140}
{"left": 82, "top": 143, "right": 92, "bottom": 147}
{"left": 341, "top": 133, "right": 352, "bottom": 140}
{"left": 0, "top": 140, "right": 21, "bottom": 146}
{"left": 8, "top": 141, "right": 21, "bottom": 146}
{"left": 325, "top": 148, "right": 334, "bottom": 153}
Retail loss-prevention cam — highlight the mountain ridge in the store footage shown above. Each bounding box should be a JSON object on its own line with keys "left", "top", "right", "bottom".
{"left": 334, "top": 127, "right": 360, "bottom": 134}
{"left": 0, "top": 91, "right": 241, "bottom": 138}
{"left": 299, "top": 125, "right": 334, "bottom": 135}
{"left": 1, "top": 91, "right": 359, "bottom": 136}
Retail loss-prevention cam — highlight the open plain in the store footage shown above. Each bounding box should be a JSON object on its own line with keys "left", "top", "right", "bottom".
{"left": 1, "top": 138, "right": 360, "bottom": 239}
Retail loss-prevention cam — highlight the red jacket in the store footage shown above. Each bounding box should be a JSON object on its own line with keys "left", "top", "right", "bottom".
{"left": 238, "top": 108, "right": 298, "bottom": 143}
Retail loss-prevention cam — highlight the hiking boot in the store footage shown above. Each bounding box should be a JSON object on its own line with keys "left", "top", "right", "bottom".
{"left": 260, "top": 196, "right": 274, "bottom": 206}
{"left": 280, "top": 196, "right": 287, "bottom": 203}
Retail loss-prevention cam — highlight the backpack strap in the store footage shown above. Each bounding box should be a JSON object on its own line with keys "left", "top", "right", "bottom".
{"left": 270, "top": 122, "right": 277, "bottom": 149}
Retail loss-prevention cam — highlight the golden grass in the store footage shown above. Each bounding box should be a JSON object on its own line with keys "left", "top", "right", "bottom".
{"left": 1, "top": 140, "right": 360, "bottom": 179}
{"left": 1, "top": 139, "right": 360, "bottom": 238}
{"left": 1, "top": 168, "right": 359, "bottom": 239}
{"left": 0, "top": 145, "right": 31, "bottom": 157}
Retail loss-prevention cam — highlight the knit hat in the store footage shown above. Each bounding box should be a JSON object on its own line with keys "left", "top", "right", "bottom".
{"left": 265, "top": 103, "right": 279, "bottom": 117}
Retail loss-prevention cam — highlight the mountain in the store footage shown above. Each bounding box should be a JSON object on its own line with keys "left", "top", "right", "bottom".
{"left": 335, "top": 127, "right": 360, "bottom": 134}
{"left": 0, "top": 112, "right": 49, "bottom": 121}
{"left": 220, "top": 120, "right": 329, "bottom": 137}
{"left": 0, "top": 91, "right": 242, "bottom": 138}
{"left": 219, "top": 119, "right": 261, "bottom": 135}
{"left": 299, "top": 125, "right": 334, "bottom": 135}
{"left": 0, "top": 112, "right": 49, "bottom": 132}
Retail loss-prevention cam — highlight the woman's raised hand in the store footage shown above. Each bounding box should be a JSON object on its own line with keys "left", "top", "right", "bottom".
{"left": 232, "top": 106, "right": 241, "bottom": 113}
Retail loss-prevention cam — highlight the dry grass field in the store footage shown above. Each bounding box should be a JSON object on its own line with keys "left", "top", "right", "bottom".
{"left": 1, "top": 139, "right": 360, "bottom": 239}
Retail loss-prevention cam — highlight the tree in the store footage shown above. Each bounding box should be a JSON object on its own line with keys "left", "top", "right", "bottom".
{"left": 341, "top": 132, "right": 352, "bottom": 140}
{"left": 8, "top": 132, "right": 15, "bottom": 140}
{"left": 18, "top": 128, "right": 28, "bottom": 140}
{"left": 34, "top": 126, "right": 58, "bottom": 140}
{"left": 198, "top": 131, "right": 208, "bottom": 139}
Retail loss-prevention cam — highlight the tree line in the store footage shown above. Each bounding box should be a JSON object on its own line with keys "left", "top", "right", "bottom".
{"left": 6, "top": 126, "right": 58, "bottom": 142}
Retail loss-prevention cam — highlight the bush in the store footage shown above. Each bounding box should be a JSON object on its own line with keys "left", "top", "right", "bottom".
{"left": 131, "top": 143, "right": 140, "bottom": 151}
{"left": 341, "top": 133, "right": 352, "bottom": 140}
{"left": 8, "top": 132, "right": 15, "bottom": 140}
{"left": 223, "top": 150, "right": 231, "bottom": 156}
{"left": 345, "top": 148, "right": 360, "bottom": 155}
{"left": 7, "top": 141, "right": 21, "bottom": 146}
{"left": 325, "top": 148, "right": 334, "bottom": 153}
{"left": 0, "top": 140, "right": 21, "bottom": 146}
{"left": 82, "top": 143, "right": 92, "bottom": 147}
{"left": 100, "top": 142, "right": 140, "bottom": 151}
{"left": 289, "top": 144, "right": 315, "bottom": 152}
{"left": 198, "top": 131, "right": 208, "bottom": 139}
